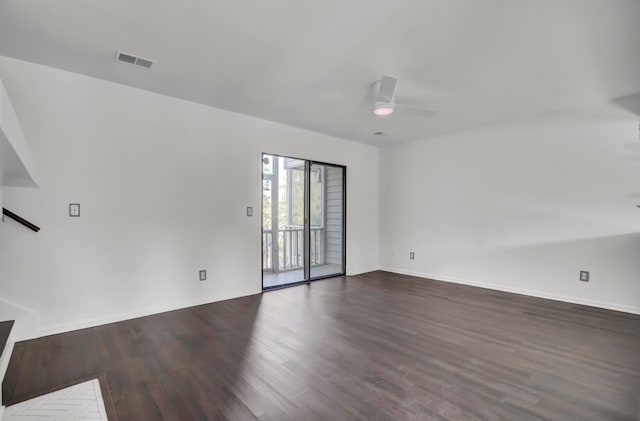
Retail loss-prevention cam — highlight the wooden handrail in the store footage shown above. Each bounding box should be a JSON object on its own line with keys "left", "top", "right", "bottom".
{"left": 2, "top": 208, "right": 40, "bottom": 232}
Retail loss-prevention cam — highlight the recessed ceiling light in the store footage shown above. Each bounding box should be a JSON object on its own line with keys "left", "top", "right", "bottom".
{"left": 373, "top": 102, "right": 394, "bottom": 116}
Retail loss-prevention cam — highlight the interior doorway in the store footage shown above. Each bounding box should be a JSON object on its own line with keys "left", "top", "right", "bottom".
{"left": 261, "top": 154, "right": 346, "bottom": 289}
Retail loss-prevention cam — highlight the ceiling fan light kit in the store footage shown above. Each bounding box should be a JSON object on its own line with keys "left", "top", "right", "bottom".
{"left": 373, "top": 101, "right": 394, "bottom": 116}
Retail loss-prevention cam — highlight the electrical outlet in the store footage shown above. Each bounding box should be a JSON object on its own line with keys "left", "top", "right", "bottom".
{"left": 409, "top": 252, "right": 415, "bottom": 260}
{"left": 579, "top": 271, "right": 589, "bottom": 282}
{"left": 69, "top": 203, "right": 80, "bottom": 217}
{"left": 199, "top": 270, "right": 207, "bottom": 281}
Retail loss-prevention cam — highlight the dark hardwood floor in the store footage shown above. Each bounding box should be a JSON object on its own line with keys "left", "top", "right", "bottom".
{"left": 0, "top": 320, "right": 14, "bottom": 356}
{"left": 3, "top": 271, "right": 640, "bottom": 420}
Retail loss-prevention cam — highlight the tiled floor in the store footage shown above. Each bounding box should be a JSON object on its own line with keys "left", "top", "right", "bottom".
{"left": 4, "top": 379, "right": 108, "bottom": 420}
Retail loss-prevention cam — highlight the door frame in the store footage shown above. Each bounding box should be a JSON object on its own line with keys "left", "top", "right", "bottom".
{"left": 260, "top": 152, "right": 347, "bottom": 291}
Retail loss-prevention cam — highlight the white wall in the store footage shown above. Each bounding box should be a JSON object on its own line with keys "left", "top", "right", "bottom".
{"left": 380, "top": 107, "right": 640, "bottom": 313}
{"left": 0, "top": 56, "right": 380, "bottom": 339}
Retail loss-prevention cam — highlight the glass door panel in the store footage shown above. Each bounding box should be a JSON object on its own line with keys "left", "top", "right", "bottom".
{"left": 310, "top": 163, "right": 345, "bottom": 279}
{"left": 262, "top": 154, "right": 307, "bottom": 288}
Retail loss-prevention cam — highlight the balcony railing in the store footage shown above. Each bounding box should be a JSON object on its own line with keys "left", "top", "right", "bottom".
{"left": 262, "top": 226, "right": 324, "bottom": 272}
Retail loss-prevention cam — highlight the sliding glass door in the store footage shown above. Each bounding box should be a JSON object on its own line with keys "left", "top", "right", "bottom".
{"left": 262, "top": 154, "right": 346, "bottom": 289}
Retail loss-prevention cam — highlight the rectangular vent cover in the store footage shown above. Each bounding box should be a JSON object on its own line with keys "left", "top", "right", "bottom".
{"left": 115, "top": 50, "right": 155, "bottom": 69}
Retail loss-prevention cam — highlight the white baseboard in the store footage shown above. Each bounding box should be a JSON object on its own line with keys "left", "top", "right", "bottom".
{"left": 346, "top": 266, "right": 381, "bottom": 276}
{"left": 21, "top": 288, "right": 260, "bottom": 341}
{"left": 379, "top": 266, "right": 640, "bottom": 315}
{"left": 0, "top": 296, "right": 40, "bottom": 341}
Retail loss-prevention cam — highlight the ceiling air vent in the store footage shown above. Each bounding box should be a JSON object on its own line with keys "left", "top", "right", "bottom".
{"left": 115, "top": 50, "right": 155, "bottom": 70}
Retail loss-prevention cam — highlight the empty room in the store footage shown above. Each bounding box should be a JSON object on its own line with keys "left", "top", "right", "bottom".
{"left": 0, "top": 1, "right": 639, "bottom": 420}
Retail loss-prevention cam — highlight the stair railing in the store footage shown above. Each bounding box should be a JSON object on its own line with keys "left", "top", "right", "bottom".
{"left": 2, "top": 208, "right": 40, "bottom": 232}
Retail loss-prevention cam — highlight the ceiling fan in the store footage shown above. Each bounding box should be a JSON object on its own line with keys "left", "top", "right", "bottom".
{"left": 369, "top": 75, "right": 435, "bottom": 118}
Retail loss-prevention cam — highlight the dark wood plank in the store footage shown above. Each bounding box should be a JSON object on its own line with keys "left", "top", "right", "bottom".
{"left": 0, "top": 320, "right": 14, "bottom": 357}
{"left": 3, "top": 271, "right": 640, "bottom": 420}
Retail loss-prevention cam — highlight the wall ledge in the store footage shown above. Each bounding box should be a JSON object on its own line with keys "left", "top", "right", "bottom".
{"left": 0, "top": 77, "right": 39, "bottom": 188}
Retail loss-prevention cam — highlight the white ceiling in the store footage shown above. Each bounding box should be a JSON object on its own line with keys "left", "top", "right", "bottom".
{"left": 0, "top": 0, "right": 639, "bottom": 146}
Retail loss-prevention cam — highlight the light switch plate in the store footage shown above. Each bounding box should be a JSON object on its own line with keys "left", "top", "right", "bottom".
{"left": 199, "top": 270, "right": 207, "bottom": 281}
{"left": 69, "top": 203, "right": 80, "bottom": 217}
{"left": 579, "top": 270, "right": 589, "bottom": 282}
{"left": 247, "top": 206, "right": 253, "bottom": 217}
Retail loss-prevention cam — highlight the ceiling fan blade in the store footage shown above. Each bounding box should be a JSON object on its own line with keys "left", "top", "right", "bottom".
{"left": 378, "top": 75, "right": 397, "bottom": 103}
{"left": 394, "top": 103, "right": 435, "bottom": 118}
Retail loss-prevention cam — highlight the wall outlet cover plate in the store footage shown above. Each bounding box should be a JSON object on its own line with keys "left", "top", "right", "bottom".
{"left": 69, "top": 203, "right": 80, "bottom": 217}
